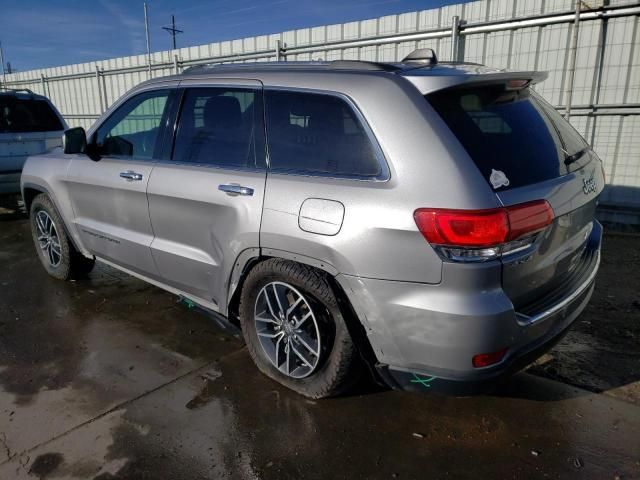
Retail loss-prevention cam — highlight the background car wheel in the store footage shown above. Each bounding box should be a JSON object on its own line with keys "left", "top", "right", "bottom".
{"left": 30, "top": 193, "right": 95, "bottom": 280}
{"left": 239, "top": 258, "right": 361, "bottom": 398}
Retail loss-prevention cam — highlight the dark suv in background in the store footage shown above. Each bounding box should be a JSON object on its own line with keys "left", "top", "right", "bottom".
{"left": 1, "top": 88, "right": 66, "bottom": 195}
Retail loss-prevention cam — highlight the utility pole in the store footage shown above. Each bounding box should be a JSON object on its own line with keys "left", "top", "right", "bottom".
{"left": 162, "top": 15, "right": 183, "bottom": 50}
{"left": 0, "top": 41, "right": 7, "bottom": 87}
{"left": 144, "top": 2, "right": 152, "bottom": 78}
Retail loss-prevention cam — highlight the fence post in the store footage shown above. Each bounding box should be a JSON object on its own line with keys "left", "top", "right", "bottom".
{"left": 95, "top": 65, "right": 104, "bottom": 114}
{"left": 40, "top": 73, "right": 47, "bottom": 97}
{"left": 451, "top": 15, "right": 461, "bottom": 62}
{"left": 100, "top": 68, "right": 108, "bottom": 111}
{"left": 174, "top": 54, "right": 180, "bottom": 74}
{"left": 564, "top": 0, "right": 582, "bottom": 120}
{"left": 276, "top": 40, "right": 287, "bottom": 61}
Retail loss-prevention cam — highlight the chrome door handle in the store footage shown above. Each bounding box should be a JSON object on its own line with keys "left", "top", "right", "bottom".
{"left": 120, "top": 171, "right": 143, "bottom": 181}
{"left": 218, "top": 184, "right": 254, "bottom": 196}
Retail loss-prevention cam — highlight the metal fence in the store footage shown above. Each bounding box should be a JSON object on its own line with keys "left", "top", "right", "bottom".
{"left": 2, "top": 0, "right": 639, "bottom": 221}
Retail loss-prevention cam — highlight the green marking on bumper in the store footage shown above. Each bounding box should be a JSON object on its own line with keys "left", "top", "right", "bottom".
{"left": 410, "top": 374, "right": 436, "bottom": 388}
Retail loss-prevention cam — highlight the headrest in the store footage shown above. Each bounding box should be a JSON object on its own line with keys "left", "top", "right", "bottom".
{"left": 203, "top": 96, "right": 242, "bottom": 130}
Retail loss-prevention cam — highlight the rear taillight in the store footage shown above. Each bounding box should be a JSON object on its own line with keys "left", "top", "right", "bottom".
{"left": 414, "top": 200, "right": 554, "bottom": 262}
{"left": 414, "top": 208, "right": 509, "bottom": 247}
{"left": 506, "top": 201, "right": 555, "bottom": 240}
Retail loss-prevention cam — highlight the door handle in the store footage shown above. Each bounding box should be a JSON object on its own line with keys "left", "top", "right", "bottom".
{"left": 120, "top": 171, "right": 143, "bottom": 181}
{"left": 218, "top": 184, "right": 254, "bottom": 196}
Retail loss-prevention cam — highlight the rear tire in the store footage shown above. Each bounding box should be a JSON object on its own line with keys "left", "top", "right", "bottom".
{"left": 239, "top": 258, "right": 360, "bottom": 398}
{"left": 30, "top": 193, "right": 95, "bottom": 280}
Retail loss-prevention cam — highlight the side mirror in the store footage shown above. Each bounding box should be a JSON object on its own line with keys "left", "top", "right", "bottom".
{"left": 62, "top": 127, "right": 87, "bottom": 154}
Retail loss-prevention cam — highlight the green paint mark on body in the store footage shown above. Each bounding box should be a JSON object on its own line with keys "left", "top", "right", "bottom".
{"left": 410, "top": 374, "right": 436, "bottom": 388}
{"left": 182, "top": 298, "right": 196, "bottom": 309}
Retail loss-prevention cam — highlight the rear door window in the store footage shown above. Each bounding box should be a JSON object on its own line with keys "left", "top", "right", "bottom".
{"left": 265, "top": 90, "right": 385, "bottom": 179}
{"left": 0, "top": 96, "right": 63, "bottom": 133}
{"left": 172, "top": 87, "right": 265, "bottom": 169}
{"left": 427, "top": 86, "right": 589, "bottom": 190}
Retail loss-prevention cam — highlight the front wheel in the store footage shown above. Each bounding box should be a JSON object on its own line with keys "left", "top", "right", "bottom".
{"left": 239, "top": 259, "right": 360, "bottom": 398}
{"left": 30, "top": 193, "right": 95, "bottom": 280}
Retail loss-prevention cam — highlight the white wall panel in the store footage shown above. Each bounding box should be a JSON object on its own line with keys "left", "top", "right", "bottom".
{"left": 2, "top": 0, "right": 638, "bottom": 215}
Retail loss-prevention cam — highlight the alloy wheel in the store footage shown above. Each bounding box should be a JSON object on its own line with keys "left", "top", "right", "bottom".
{"left": 254, "top": 281, "right": 322, "bottom": 379}
{"left": 35, "top": 210, "right": 62, "bottom": 267}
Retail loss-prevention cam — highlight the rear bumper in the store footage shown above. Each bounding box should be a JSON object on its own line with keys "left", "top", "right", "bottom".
{"left": 338, "top": 221, "right": 602, "bottom": 394}
{"left": 377, "top": 279, "right": 594, "bottom": 394}
{"left": 0, "top": 172, "right": 21, "bottom": 195}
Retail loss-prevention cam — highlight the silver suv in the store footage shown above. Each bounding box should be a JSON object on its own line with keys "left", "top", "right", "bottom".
{"left": 22, "top": 51, "right": 604, "bottom": 398}
{"left": 1, "top": 88, "right": 66, "bottom": 195}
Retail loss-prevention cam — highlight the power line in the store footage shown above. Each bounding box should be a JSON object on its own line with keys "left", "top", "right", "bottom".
{"left": 162, "top": 15, "right": 183, "bottom": 50}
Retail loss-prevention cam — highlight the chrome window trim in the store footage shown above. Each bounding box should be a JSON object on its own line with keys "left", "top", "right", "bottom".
{"left": 263, "top": 86, "right": 391, "bottom": 183}
{"left": 151, "top": 158, "right": 266, "bottom": 174}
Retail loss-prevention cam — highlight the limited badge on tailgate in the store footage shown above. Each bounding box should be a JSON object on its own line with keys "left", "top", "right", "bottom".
{"left": 582, "top": 169, "right": 597, "bottom": 195}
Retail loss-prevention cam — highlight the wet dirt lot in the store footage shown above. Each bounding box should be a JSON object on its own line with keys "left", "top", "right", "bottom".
{"left": 1, "top": 207, "right": 639, "bottom": 479}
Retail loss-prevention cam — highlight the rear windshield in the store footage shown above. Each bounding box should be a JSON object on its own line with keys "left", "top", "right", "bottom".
{"left": 427, "top": 86, "right": 589, "bottom": 191}
{"left": 0, "top": 96, "right": 64, "bottom": 133}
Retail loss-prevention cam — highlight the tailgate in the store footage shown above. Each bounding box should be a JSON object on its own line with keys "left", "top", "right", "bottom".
{"left": 0, "top": 131, "right": 63, "bottom": 172}
{"left": 497, "top": 157, "right": 603, "bottom": 309}
{"left": 424, "top": 79, "right": 604, "bottom": 309}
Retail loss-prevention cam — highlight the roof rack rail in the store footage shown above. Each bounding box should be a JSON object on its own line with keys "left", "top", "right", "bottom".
{"left": 183, "top": 60, "right": 402, "bottom": 74}
{"left": 328, "top": 60, "right": 401, "bottom": 72}
{"left": 0, "top": 86, "right": 35, "bottom": 94}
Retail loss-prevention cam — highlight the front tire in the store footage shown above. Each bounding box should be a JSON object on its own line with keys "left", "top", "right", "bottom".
{"left": 30, "top": 193, "right": 95, "bottom": 280}
{"left": 239, "top": 259, "right": 360, "bottom": 398}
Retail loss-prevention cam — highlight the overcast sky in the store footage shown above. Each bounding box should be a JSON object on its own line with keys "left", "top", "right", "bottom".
{"left": 1, "top": 0, "right": 466, "bottom": 72}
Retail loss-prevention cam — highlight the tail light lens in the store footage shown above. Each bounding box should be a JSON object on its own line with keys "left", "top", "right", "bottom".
{"left": 414, "top": 208, "right": 509, "bottom": 247}
{"left": 472, "top": 348, "right": 508, "bottom": 368}
{"left": 414, "top": 200, "right": 554, "bottom": 262}
{"left": 505, "top": 201, "right": 555, "bottom": 240}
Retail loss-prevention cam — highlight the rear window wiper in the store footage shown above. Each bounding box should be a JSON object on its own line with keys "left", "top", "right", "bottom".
{"left": 564, "top": 147, "right": 589, "bottom": 166}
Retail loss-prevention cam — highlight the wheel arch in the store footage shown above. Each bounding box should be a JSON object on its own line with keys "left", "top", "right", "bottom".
{"left": 22, "top": 184, "right": 47, "bottom": 214}
{"left": 22, "top": 182, "right": 85, "bottom": 255}
{"left": 226, "top": 251, "right": 380, "bottom": 379}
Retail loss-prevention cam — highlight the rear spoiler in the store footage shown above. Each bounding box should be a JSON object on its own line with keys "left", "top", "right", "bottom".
{"left": 403, "top": 69, "right": 549, "bottom": 95}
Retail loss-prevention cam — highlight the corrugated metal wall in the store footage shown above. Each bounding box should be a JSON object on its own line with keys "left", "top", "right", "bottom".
{"left": 3, "top": 0, "right": 639, "bottom": 219}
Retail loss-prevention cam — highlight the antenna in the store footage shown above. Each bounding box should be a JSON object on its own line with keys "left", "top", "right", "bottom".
{"left": 162, "top": 15, "right": 183, "bottom": 50}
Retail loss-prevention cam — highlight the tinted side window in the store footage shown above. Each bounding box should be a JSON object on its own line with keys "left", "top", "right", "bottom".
{"left": 172, "top": 88, "right": 264, "bottom": 169}
{"left": 95, "top": 90, "right": 170, "bottom": 159}
{"left": 265, "top": 90, "right": 383, "bottom": 178}
{"left": 0, "top": 97, "right": 63, "bottom": 133}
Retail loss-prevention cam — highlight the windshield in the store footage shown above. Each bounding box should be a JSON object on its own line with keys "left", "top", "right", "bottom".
{"left": 0, "top": 96, "right": 64, "bottom": 133}
{"left": 427, "top": 85, "right": 590, "bottom": 191}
